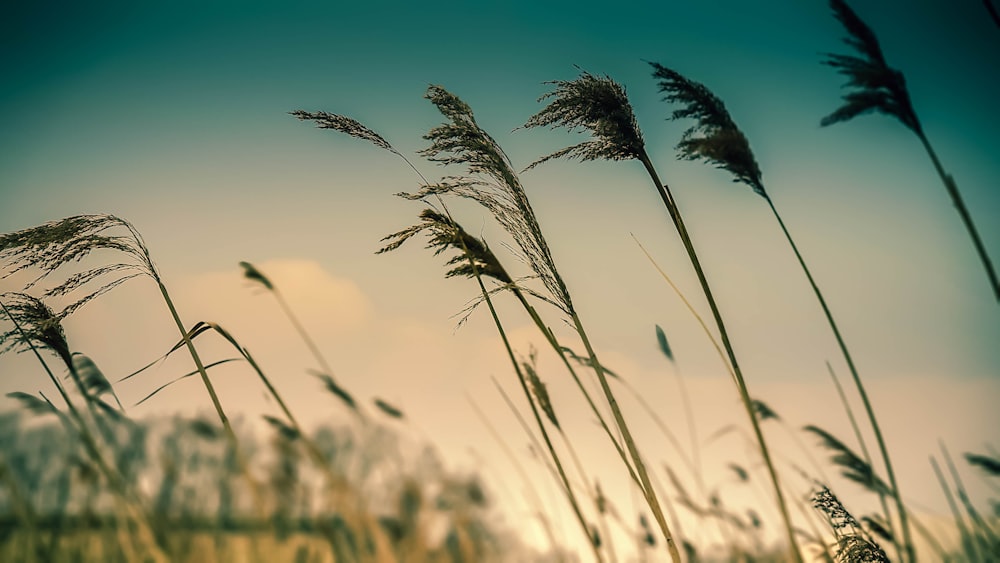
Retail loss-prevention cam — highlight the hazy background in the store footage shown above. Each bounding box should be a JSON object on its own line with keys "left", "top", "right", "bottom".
{"left": 2, "top": 0, "right": 998, "bottom": 555}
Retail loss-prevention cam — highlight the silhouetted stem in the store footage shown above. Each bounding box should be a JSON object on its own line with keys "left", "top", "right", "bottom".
{"left": 447, "top": 216, "right": 601, "bottom": 563}
{"left": 916, "top": 133, "right": 999, "bottom": 302}
{"left": 931, "top": 456, "right": 978, "bottom": 562}
{"left": 825, "top": 361, "right": 900, "bottom": 560}
{"left": 0, "top": 298, "right": 167, "bottom": 562}
{"left": 765, "top": 196, "right": 905, "bottom": 561}
{"left": 570, "top": 311, "right": 682, "bottom": 563}
{"left": 510, "top": 289, "right": 641, "bottom": 488}
{"left": 467, "top": 395, "right": 563, "bottom": 557}
{"left": 636, "top": 152, "right": 802, "bottom": 563}
{"left": 155, "top": 280, "right": 264, "bottom": 515}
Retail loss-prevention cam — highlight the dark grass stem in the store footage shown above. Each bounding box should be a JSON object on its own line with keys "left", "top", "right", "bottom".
{"left": 0, "top": 298, "right": 167, "bottom": 562}
{"left": 635, "top": 152, "right": 802, "bottom": 562}
{"left": 491, "top": 376, "right": 606, "bottom": 563}
{"left": 916, "top": 134, "right": 999, "bottom": 301}
{"left": 568, "top": 310, "right": 682, "bottom": 563}
{"left": 931, "top": 456, "right": 979, "bottom": 562}
{"left": 820, "top": 0, "right": 998, "bottom": 302}
{"left": 765, "top": 196, "right": 909, "bottom": 562}
{"left": 466, "top": 394, "right": 564, "bottom": 557}
{"left": 300, "top": 108, "right": 647, "bottom": 561}
{"left": 155, "top": 281, "right": 265, "bottom": 517}
{"left": 826, "top": 361, "right": 899, "bottom": 558}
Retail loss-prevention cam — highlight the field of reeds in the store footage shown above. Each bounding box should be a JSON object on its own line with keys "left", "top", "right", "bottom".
{"left": 1, "top": 1, "right": 998, "bottom": 561}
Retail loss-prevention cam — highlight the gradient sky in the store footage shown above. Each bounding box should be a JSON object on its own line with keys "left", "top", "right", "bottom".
{"left": 2, "top": 0, "right": 999, "bottom": 557}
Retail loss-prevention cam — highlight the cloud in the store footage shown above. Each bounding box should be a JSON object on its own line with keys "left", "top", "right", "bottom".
{"left": 175, "top": 258, "right": 372, "bottom": 336}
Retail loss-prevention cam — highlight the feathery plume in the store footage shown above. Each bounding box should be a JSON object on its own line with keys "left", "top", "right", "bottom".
{"left": 523, "top": 70, "right": 644, "bottom": 170}
{"left": 289, "top": 110, "right": 393, "bottom": 151}
{"left": 413, "top": 86, "right": 572, "bottom": 315}
{"left": 0, "top": 292, "right": 72, "bottom": 366}
{"left": 813, "top": 486, "right": 890, "bottom": 562}
{"left": 649, "top": 62, "right": 765, "bottom": 196}
{"left": 805, "top": 426, "right": 891, "bottom": 496}
{"left": 820, "top": 0, "right": 919, "bottom": 132}
{"left": 0, "top": 215, "right": 155, "bottom": 319}
{"left": 378, "top": 208, "right": 512, "bottom": 284}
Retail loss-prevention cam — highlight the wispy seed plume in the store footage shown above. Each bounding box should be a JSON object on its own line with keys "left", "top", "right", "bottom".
{"left": 377, "top": 208, "right": 512, "bottom": 285}
{"left": 524, "top": 70, "right": 645, "bottom": 170}
{"left": 820, "top": 0, "right": 920, "bottom": 132}
{"left": 649, "top": 62, "right": 765, "bottom": 196}
{"left": 289, "top": 110, "right": 393, "bottom": 151}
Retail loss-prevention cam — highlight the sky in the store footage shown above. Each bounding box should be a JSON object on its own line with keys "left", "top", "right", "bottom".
{"left": 2, "top": 0, "right": 999, "bottom": 558}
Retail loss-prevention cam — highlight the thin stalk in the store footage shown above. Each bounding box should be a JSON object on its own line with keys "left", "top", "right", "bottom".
{"left": 931, "top": 456, "right": 978, "bottom": 562}
{"left": 270, "top": 287, "right": 352, "bottom": 406}
{"left": 157, "top": 281, "right": 231, "bottom": 432}
{"left": 941, "top": 442, "right": 1000, "bottom": 551}
{"left": 492, "top": 376, "right": 605, "bottom": 562}
{"left": 616, "top": 376, "right": 699, "bottom": 493}
{"left": 0, "top": 299, "right": 166, "bottom": 563}
{"left": 437, "top": 205, "right": 603, "bottom": 562}
{"left": 466, "top": 394, "right": 563, "bottom": 557}
{"left": 766, "top": 195, "right": 908, "bottom": 561}
{"left": 916, "top": 133, "right": 998, "bottom": 301}
{"left": 825, "top": 361, "right": 899, "bottom": 558}
{"left": 560, "top": 428, "right": 619, "bottom": 563}
{"left": 387, "top": 143, "right": 620, "bottom": 561}
{"left": 237, "top": 344, "right": 344, "bottom": 486}
{"left": 636, "top": 151, "right": 802, "bottom": 562}
{"left": 570, "top": 310, "right": 681, "bottom": 563}
{"left": 510, "top": 289, "right": 641, "bottom": 489}
{"left": 155, "top": 281, "right": 264, "bottom": 516}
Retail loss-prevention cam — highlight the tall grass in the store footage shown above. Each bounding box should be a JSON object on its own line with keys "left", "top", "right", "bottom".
{"left": 523, "top": 70, "right": 801, "bottom": 562}
{"left": 646, "top": 60, "right": 909, "bottom": 563}
{"left": 1, "top": 10, "right": 996, "bottom": 558}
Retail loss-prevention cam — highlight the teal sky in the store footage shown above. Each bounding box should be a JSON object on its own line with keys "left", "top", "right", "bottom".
{"left": 2, "top": 0, "right": 999, "bottom": 556}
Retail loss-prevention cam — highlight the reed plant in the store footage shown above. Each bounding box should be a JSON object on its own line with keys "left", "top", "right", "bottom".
{"left": 523, "top": 69, "right": 800, "bottom": 562}
{"left": 392, "top": 85, "right": 683, "bottom": 562}
{"left": 293, "top": 98, "right": 670, "bottom": 561}
{"left": 820, "top": 0, "right": 998, "bottom": 301}
{"left": 0, "top": 216, "right": 254, "bottom": 487}
{"left": 646, "top": 59, "right": 911, "bottom": 562}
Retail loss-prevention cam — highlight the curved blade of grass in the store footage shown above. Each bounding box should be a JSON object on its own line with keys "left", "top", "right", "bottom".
{"left": 134, "top": 358, "right": 241, "bottom": 406}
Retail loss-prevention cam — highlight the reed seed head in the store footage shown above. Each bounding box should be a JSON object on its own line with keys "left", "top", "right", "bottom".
{"left": 0, "top": 292, "right": 72, "bottom": 367}
{"left": 378, "top": 208, "right": 512, "bottom": 285}
{"left": 751, "top": 399, "right": 780, "bottom": 422}
{"left": 812, "top": 485, "right": 889, "bottom": 562}
{"left": 965, "top": 452, "right": 1000, "bottom": 477}
{"left": 649, "top": 62, "right": 765, "bottom": 196}
{"left": 289, "top": 110, "right": 394, "bottom": 152}
{"left": 821, "top": 0, "right": 920, "bottom": 133}
{"left": 240, "top": 261, "right": 274, "bottom": 291}
{"left": 521, "top": 350, "right": 559, "bottom": 430}
{"left": 415, "top": 86, "right": 573, "bottom": 316}
{"left": 373, "top": 398, "right": 405, "bottom": 419}
{"left": 524, "top": 70, "right": 645, "bottom": 170}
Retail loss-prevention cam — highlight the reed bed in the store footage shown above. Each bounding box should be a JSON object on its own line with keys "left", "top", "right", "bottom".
{"left": 1, "top": 1, "right": 996, "bottom": 561}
